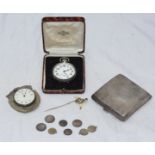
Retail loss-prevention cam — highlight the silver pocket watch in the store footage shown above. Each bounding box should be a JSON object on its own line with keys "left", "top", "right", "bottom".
{"left": 6, "top": 85, "right": 40, "bottom": 113}
{"left": 52, "top": 57, "right": 76, "bottom": 82}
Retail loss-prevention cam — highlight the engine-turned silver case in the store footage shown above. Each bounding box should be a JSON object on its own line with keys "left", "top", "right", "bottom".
{"left": 92, "top": 74, "right": 152, "bottom": 121}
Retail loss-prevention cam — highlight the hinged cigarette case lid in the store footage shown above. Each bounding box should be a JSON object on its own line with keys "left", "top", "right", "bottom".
{"left": 42, "top": 17, "right": 85, "bottom": 55}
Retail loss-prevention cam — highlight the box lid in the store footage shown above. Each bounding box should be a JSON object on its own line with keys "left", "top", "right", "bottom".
{"left": 42, "top": 17, "right": 85, "bottom": 55}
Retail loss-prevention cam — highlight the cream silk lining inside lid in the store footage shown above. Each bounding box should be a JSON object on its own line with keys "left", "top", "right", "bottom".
{"left": 43, "top": 22, "right": 84, "bottom": 54}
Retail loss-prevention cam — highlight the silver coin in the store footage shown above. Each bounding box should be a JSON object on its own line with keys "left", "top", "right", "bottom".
{"left": 48, "top": 128, "right": 57, "bottom": 135}
{"left": 87, "top": 125, "right": 97, "bottom": 133}
{"left": 72, "top": 119, "right": 82, "bottom": 127}
{"left": 45, "top": 115, "right": 55, "bottom": 123}
{"left": 36, "top": 123, "right": 46, "bottom": 131}
{"left": 64, "top": 129, "right": 72, "bottom": 135}
{"left": 79, "top": 128, "right": 88, "bottom": 136}
{"left": 59, "top": 120, "right": 68, "bottom": 127}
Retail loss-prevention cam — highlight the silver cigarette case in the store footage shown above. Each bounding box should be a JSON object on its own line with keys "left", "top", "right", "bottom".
{"left": 92, "top": 74, "right": 152, "bottom": 121}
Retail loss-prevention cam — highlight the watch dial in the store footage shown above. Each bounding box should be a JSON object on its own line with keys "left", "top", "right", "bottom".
{"left": 14, "top": 88, "right": 35, "bottom": 106}
{"left": 53, "top": 62, "right": 76, "bottom": 81}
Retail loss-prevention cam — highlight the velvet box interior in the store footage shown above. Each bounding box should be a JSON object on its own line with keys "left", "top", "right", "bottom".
{"left": 42, "top": 17, "right": 85, "bottom": 93}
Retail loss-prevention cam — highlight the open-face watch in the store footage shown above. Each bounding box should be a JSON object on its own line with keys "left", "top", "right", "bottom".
{"left": 52, "top": 57, "right": 76, "bottom": 82}
{"left": 6, "top": 85, "right": 40, "bottom": 113}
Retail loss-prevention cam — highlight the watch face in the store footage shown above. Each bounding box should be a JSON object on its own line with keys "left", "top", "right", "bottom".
{"left": 14, "top": 88, "right": 35, "bottom": 106}
{"left": 52, "top": 61, "right": 76, "bottom": 82}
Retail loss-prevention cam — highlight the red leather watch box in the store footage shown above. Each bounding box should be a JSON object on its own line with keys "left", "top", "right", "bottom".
{"left": 42, "top": 17, "right": 85, "bottom": 94}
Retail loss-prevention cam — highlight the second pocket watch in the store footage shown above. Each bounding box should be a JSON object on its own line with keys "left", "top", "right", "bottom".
{"left": 52, "top": 57, "right": 76, "bottom": 82}
{"left": 6, "top": 85, "right": 40, "bottom": 113}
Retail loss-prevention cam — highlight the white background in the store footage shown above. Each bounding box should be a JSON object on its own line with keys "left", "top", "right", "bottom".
{"left": 0, "top": 13, "right": 155, "bottom": 142}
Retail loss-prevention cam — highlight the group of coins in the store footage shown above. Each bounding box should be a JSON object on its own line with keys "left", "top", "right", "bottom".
{"left": 36, "top": 114, "right": 97, "bottom": 136}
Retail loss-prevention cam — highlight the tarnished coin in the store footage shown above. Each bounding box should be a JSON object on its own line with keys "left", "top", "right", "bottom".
{"left": 45, "top": 115, "right": 55, "bottom": 123}
{"left": 87, "top": 125, "right": 97, "bottom": 133}
{"left": 48, "top": 128, "right": 57, "bottom": 135}
{"left": 72, "top": 119, "right": 82, "bottom": 127}
{"left": 79, "top": 128, "right": 88, "bottom": 136}
{"left": 59, "top": 120, "right": 68, "bottom": 127}
{"left": 64, "top": 129, "right": 72, "bottom": 135}
{"left": 36, "top": 123, "right": 46, "bottom": 131}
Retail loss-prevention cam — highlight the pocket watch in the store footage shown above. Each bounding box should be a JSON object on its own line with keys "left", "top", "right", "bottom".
{"left": 6, "top": 85, "right": 40, "bottom": 113}
{"left": 52, "top": 57, "right": 76, "bottom": 82}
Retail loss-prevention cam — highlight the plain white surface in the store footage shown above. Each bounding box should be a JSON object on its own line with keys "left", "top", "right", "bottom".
{"left": 0, "top": 13, "right": 155, "bottom": 142}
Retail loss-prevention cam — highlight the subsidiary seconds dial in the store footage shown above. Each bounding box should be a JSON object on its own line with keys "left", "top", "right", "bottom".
{"left": 52, "top": 57, "right": 76, "bottom": 82}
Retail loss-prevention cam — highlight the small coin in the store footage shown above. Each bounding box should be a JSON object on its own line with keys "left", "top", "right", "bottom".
{"left": 87, "top": 125, "right": 97, "bottom": 133}
{"left": 45, "top": 115, "right": 55, "bottom": 123}
{"left": 72, "top": 119, "right": 82, "bottom": 127}
{"left": 48, "top": 128, "right": 57, "bottom": 135}
{"left": 36, "top": 123, "right": 46, "bottom": 132}
{"left": 59, "top": 120, "right": 68, "bottom": 127}
{"left": 64, "top": 129, "right": 72, "bottom": 135}
{"left": 79, "top": 128, "right": 88, "bottom": 136}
